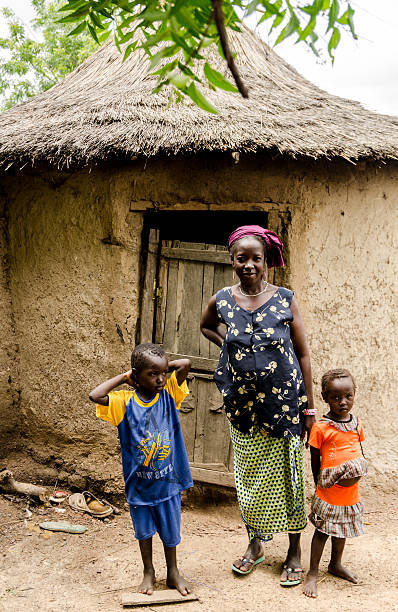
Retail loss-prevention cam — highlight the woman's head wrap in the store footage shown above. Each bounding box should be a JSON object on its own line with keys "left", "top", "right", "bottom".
{"left": 227, "top": 225, "right": 284, "bottom": 268}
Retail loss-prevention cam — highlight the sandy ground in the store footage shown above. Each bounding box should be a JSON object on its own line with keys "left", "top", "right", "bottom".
{"left": 0, "top": 490, "right": 398, "bottom": 612}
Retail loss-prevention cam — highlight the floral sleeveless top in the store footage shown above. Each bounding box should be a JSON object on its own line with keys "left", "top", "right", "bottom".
{"left": 214, "top": 286, "right": 308, "bottom": 437}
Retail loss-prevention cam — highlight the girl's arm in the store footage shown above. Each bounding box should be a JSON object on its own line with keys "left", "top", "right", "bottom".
{"left": 200, "top": 295, "right": 226, "bottom": 347}
{"left": 89, "top": 370, "right": 133, "bottom": 406}
{"left": 310, "top": 446, "right": 321, "bottom": 485}
{"left": 290, "top": 297, "right": 315, "bottom": 443}
{"left": 168, "top": 359, "right": 191, "bottom": 386}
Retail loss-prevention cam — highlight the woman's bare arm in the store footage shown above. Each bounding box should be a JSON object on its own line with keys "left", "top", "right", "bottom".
{"left": 200, "top": 295, "right": 226, "bottom": 347}
{"left": 290, "top": 297, "right": 315, "bottom": 442}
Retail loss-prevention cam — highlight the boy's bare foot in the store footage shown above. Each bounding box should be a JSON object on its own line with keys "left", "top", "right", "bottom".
{"left": 138, "top": 568, "right": 155, "bottom": 595}
{"left": 328, "top": 562, "right": 358, "bottom": 583}
{"left": 232, "top": 538, "right": 263, "bottom": 573}
{"left": 167, "top": 567, "right": 191, "bottom": 596}
{"left": 303, "top": 571, "right": 318, "bottom": 598}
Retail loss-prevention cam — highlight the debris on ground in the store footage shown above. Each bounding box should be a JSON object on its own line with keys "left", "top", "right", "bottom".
{"left": 0, "top": 469, "right": 49, "bottom": 502}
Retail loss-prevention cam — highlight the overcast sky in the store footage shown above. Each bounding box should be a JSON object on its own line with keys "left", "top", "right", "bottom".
{"left": 1, "top": 0, "right": 397, "bottom": 117}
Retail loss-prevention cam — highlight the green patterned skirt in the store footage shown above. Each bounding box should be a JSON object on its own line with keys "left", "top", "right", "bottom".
{"left": 230, "top": 424, "right": 306, "bottom": 541}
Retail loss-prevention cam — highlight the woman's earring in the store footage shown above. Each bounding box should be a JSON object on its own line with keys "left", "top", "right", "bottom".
{"left": 262, "top": 271, "right": 267, "bottom": 281}
{"left": 233, "top": 269, "right": 236, "bottom": 281}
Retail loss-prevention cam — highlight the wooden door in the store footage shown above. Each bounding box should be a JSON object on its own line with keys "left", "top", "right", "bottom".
{"left": 140, "top": 234, "right": 235, "bottom": 487}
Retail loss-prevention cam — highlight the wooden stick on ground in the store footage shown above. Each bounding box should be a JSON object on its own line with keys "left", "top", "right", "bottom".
{"left": 0, "top": 469, "right": 49, "bottom": 502}
{"left": 121, "top": 590, "right": 198, "bottom": 607}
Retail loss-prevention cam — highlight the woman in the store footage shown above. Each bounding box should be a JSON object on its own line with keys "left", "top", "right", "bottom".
{"left": 200, "top": 225, "right": 315, "bottom": 587}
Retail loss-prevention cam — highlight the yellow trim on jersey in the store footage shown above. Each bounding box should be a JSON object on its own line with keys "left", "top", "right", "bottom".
{"left": 132, "top": 390, "right": 160, "bottom": 408}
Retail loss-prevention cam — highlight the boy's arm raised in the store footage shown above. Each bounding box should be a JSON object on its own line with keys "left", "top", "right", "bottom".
{"left": 89, "top": 370, "right": 133, "bottom": 406}
{"left": 168, "top": 359, "right": 191, "bottom": 386}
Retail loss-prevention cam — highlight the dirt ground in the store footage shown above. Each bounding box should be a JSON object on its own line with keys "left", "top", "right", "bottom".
{"left": 0, "top": 489, "right": 397, "bottom": 612}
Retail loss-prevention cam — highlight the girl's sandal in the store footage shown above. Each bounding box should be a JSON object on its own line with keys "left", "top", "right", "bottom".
{"left": 232, "top": 555, "right": 265, "bottom": 575}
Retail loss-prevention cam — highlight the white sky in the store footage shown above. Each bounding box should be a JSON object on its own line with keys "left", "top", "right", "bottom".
{"left": 1, "top": 0, "right": 397, "bottom": 117}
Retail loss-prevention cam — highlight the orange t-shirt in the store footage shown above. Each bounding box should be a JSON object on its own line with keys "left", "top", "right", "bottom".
{"left": 309, "top": 418, "right": 365, "bottom": 506}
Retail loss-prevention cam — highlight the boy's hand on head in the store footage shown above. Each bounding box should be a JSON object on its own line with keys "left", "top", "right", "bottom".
{"left": 168, "top": 359, "right": 191, "bottom": 386}
{"left": 124, "top": 370, "right": 134, "bottom": 386}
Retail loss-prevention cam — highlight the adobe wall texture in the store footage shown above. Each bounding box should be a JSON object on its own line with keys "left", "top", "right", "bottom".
{"left": 0, "top": 154, "right": 396, "bottom": 491}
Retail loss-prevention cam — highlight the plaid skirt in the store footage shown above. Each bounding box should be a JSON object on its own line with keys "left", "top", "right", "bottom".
{"left": 309, "top": 493, "right": 364, "bottom": 538}
{"left": 230, "top": 424, "right": 306, "bottom": 542}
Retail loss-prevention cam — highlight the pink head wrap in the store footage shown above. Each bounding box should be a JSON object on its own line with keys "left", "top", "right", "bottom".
{"left": 227, "top": 225, "right": 284, "bottom": 268}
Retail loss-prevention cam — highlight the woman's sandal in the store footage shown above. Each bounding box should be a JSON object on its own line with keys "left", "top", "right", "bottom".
{"left": 280, "top": 565, "right": 304, "bottom": 587}
{"left": 232, "top": 555, "right": 265, "bottom": 575}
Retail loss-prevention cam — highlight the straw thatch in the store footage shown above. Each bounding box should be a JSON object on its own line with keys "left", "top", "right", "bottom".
{"left": 0, "top": 24, "right": 398, "bottom": 167}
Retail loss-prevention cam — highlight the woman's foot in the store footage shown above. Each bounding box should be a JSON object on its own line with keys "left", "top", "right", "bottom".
{"left": 167, "top": 567, "right": 191, "bottom": 595}
{"left": 303, "top": 571, "right": 318, "bottom": 598}
{"left": 280, "top": 535, "right": 302, "bottom": 586}
{"left": 232, "top": 538, "right": 263, "bottom": 574}
{"left": 328, "top": 562, "right": 358, "bottom": 583}
{"left": 138, "top": 568, "right": 155, "bottom": 595}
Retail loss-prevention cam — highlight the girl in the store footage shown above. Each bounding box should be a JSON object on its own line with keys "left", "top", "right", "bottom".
{"left": 303, "top": 368, "right": 368, "bottom": 598}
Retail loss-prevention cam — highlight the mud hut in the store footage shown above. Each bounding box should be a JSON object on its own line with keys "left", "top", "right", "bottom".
{"left": 0, "top": 26, "right": 397, "bottom": 493}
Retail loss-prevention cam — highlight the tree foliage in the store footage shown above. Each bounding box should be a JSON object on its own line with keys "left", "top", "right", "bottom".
{"left": 59, "top": 0, "right": 358, "bottom": 113}
{"left": 0, "top": 0, "right": 97, "bottom": 110}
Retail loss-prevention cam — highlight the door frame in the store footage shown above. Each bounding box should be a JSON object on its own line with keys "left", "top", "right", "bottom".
{"left": 137, "top": 205, "right": 291, "bottom": 487}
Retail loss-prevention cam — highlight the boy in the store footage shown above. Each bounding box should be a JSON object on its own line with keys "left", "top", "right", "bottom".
{"left": 89, "top": 343, "right": 192, "bottom": 596}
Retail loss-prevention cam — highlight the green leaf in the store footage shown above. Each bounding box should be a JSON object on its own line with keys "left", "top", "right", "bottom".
{"left": 328, "top": 26, "right": 340, "bottom": 61}
{"left": 178, "top": 61, "right": 200, "bottom": 82}
{"left": 87, "top": 23, "right": 99, "bottom": 43}
{"left": 122, "top": 41, "right": 137, "bottom": 61}
{"left": 270, "top": 10, "right": 286, "bottom": 31}
{"left": 138, "top": 8, "right": 166, "bottom": 23}
{"left": 297, "top": 16, "right": 315, "bottom": 41}
{"left": 58, "top": 6, "right": 90, "bottom": 23}
{"left": 327, "top": 0, "right": 339, "bottom": 32}
{"left": 169, "top": 72, "right": 190, "bottom": 89}
{"left": 67, "top": 21, "right": 87, "bottom": 36}
{"left": 203, "top": 62, "right": 238, "bottom": 92}
{"left": 274, "top": 14, "right": 300, "bottom": 44}
{"left": 58, "top": 0, "right": 87, "bottom": 12}
{"left": 90, "top": 12, "right": 105, "bottom": 30}
{"left": 338, "top": 4, "right": 357, "bottom": 39}
{"left": 148, "top": 44, "right": 179, "bottom": 70}
{"left": 185, "top": 82, "right": 218, "bottom": 114}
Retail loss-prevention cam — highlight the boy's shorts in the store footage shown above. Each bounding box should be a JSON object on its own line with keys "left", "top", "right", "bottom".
{"left": 129, "top": 493, "right": 181, "bottom": 547}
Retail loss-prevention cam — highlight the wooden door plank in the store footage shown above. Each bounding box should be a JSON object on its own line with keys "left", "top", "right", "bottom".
{"left": 162, "top": 259, "right": 179, "bottom": 353}
{"left": 139, "top": 229, "right": 159, "bottom": 343}
{"left": 193, "top": 377, "right": 206, "bottom": 464}
{"left": 228, "top": 438, "right": 234, "bottom": 473}
{"left": 190, "top": 466, "right": 235, "bottom": 488}
{"left": 267, "top": 210, "right": 289, "bottom": 287}
{"left": 178, "top": 254, "right": 204, "bottom": 357}
{"left": 154, "top": 249, "right": 169, "bottom": 345}
{"left": 200, "top": 379, "right": 231, "bottom": 466}
{"left": 162, "top": 247, "right": 231, "bottom": 264}
{"left": 178, "top": 377, "right": 197, "bottom": 462}
{"left": 166, "top": 352, "right": 218, "bottom": 373}
{"left": 199, "top": 245, "right": 217, "bottom": 359}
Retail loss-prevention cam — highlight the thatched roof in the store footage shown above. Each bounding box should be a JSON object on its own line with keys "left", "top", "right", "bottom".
{"left": 1, "top": 25, "right": 398, "bottom": 167}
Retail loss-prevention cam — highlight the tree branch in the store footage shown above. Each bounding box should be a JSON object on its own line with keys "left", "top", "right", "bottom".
{"left": 211, "top": 0, "right": 248, "bottom": 98}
